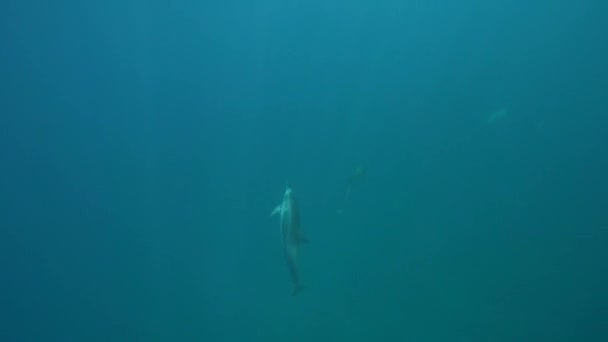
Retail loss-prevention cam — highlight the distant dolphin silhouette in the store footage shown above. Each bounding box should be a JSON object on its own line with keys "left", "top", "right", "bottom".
{"left": 271, "top": 186, "right": 308, "bottom": 295}
{"left": 337, "top": 166, "right": 365, "bottom": 214}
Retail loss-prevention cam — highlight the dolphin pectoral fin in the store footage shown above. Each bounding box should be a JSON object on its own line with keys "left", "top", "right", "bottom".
{"left": 270, "top": 205, "right": 281, "bottom": 217}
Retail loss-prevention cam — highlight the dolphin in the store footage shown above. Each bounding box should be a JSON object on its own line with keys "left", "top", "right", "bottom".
{"left": 337, "top": 166, "right": 365, "bottom": 214}
{"left": 271, "top": 186, "right": 308, "bottom": 295}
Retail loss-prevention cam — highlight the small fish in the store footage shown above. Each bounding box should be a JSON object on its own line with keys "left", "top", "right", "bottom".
{"left": 271, "top": 186, "right": 308, "bottom": 295}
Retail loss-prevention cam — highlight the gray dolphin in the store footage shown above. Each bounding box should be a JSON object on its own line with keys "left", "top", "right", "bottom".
{"left": 271, "top": 186, "right": 308, "bottom": 295}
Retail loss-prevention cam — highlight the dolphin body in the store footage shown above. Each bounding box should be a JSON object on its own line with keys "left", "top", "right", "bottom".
{"left": 271, "top": 186, "right": 308, "bottom": 295}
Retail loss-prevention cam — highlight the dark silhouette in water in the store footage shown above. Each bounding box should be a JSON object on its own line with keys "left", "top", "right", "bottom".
{"left": 337, "top": 166, "right": 365, "bottom": 214}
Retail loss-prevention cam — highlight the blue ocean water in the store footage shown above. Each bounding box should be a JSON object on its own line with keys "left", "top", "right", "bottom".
{"left": 1, "top": 1, "right": 607, "bottom": 341}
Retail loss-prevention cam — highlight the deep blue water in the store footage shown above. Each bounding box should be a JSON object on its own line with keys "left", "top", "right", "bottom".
{"left": 1, "top": 1, "right": 607, "bottom": 341}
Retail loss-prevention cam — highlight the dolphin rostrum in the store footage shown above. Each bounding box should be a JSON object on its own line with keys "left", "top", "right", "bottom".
{"left": 271, "top": 186, "right": 308, "bottom": 295}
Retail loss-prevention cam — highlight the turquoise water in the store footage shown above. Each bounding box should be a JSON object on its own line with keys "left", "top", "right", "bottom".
{"left": 1, "top": 1, "right": 607, "bottom": 341}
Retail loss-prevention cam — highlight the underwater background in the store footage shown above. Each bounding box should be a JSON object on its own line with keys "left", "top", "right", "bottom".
{"left": 1, "top": 0, "right": 607, "bottom": 341}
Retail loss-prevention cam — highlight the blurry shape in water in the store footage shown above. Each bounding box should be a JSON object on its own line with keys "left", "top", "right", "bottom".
{"left": 337, "top": 166, "right": 365, "bottom": 214}
{"left": 486, "top": 107, "right": 509, "bottom": 124}
{"left": 271, "top": 186, "right": 308, "bottom": 296}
